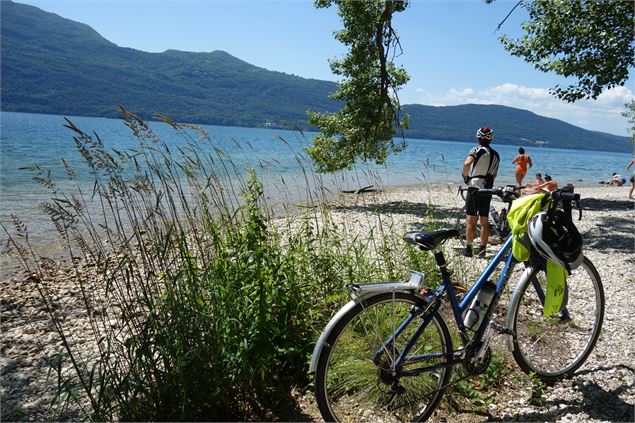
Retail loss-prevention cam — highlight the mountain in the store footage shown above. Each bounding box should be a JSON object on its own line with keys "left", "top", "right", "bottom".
{"left": 1, "top": 0, "right": 631, "bottom": 153}
{"left": 402, "top": 104, "right": 631, "bottom": 152}
{"left": 0, "top": 0, "right": 339, "bottom": 128}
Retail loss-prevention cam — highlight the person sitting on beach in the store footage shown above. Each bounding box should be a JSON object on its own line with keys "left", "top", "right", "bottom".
{"left": 533, "top": 174, "right": 558, "bottom": 193}
{"left": 511, "top": 147, "right": 533, "bottom": 185}
{"left": 531, "top": 172, "right": 544, "bottom": 187}
{"left": 607, "top": 172, "right": 624, "bottom": 186}
{"left": 521, "top": 173, "right": 545, "bottom": 194}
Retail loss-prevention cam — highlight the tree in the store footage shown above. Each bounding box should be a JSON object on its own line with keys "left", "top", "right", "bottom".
{"left": 307, "top": 0, "right": 409, "bottom": 173}
{"left": 311, "top": 0, "right": 633, "bottom": 171}
{"left": 496, "top": 0, "right": 635, "bottom": 102}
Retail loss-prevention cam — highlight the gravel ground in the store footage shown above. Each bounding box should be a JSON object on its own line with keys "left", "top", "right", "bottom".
{"left": 1, "top": 183, "right": 634, "bottom": 421}
{"left": 296, "top": 183, "right": 635, "bottom": 422}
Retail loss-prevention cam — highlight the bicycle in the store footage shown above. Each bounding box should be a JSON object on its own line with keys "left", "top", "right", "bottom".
{"left": 453, "top": 184, "right": 521, "bottom": 244}
{"left": 310, "top": 188, "right": 604, "bottom": 422}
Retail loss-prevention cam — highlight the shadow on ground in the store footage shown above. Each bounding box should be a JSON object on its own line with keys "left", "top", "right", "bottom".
{"left": 581, "top": 197, "right": 633, "bottom": 212}
{"left": 331, "top": 196, "right": 634, "bottom": 254}
{"left": 580, "top": 197, "right": 634, "bottom": 255}
{"left": 460, "top": 364, "right": 635, "bottom": 422}
{"left": 331, "top": 201, "right": 463, "bottom": 229}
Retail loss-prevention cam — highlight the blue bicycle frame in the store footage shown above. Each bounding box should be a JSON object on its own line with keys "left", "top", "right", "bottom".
{"left": 378, "top": 236, "right": 519, "bottom": 375}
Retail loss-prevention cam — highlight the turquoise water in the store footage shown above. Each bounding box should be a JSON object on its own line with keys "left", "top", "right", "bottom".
{"left": 1, "top": 111, "right": 632, "bottom": 246}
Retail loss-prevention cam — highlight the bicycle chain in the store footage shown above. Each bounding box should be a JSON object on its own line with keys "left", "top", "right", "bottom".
{"left": 384, "top": 357, "right": 488, "bottom": 413}
{"left": 386, "top": 321, "right": 516, "bottom": 413}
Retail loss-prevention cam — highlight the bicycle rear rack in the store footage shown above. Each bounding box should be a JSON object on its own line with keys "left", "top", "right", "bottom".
{"left": 347, "top": 271, "right": 425, "bottom": 301}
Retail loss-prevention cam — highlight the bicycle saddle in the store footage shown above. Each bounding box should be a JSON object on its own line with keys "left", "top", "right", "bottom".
{"left": 404, "top": 229, "right": 459, "bottom": 251}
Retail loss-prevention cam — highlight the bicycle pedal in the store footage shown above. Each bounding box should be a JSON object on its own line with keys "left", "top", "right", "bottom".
{"left": 491, "top": 322, "right": 514, "bottom": 335}
{"left": 391, "top": 384, "right": 406, "bottom": 395}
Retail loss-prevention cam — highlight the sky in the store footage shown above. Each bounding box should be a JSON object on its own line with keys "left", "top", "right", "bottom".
{"left": 13, "top": 0, "right": 635, "bottom": 136}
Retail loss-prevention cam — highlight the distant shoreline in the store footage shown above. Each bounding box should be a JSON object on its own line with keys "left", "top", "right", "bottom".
{"left": 1, "top": 110, "right": 632, "bottom": 155}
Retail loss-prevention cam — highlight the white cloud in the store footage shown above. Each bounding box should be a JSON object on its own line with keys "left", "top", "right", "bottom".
{"left": 591, "top": 85, "right": 633, "bottom": 110}
{"left": 413, "top": 83, "right": 634, "bottom": 136}
{"left": 449, "top": 87, "right": 475, "bottom": 96}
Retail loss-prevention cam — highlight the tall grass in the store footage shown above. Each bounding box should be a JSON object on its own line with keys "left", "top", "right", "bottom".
{"left": 5, "top": 109, "right": 439, "bottom": 421}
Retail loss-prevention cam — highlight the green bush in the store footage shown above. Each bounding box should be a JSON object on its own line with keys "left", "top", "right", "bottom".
{"left": 6, "top": 109, "right": 438, "bottom": 421}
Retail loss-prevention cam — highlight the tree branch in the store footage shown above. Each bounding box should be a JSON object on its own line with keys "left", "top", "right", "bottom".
{"left": 494, "top": 0, "right": 523, "bottom": 33}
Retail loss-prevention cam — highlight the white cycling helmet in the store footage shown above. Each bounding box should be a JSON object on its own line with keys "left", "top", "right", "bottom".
{"left": 476, "top": 127, "right": 494, "bottom": 141}
{"left": 527, "top": 210, "right": 583, "bottom": 272}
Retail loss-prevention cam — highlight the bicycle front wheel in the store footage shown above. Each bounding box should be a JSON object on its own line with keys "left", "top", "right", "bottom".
{"left": 314, "top": 292, "right": 453, "bottom": 422}
{"left": 509, "top": 257, "right": 604, "bottom": 382}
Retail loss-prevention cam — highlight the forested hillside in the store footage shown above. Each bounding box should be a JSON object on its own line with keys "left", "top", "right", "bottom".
{"left": 402, "top": 104, "right": 631, "bottom": 152}
{"left": 0, "top": 0, "right": 338, "bottom": 127}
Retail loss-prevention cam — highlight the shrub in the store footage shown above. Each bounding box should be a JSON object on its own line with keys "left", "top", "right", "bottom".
{"left": 6, "top": 109, "right": 435, "bottom": 420}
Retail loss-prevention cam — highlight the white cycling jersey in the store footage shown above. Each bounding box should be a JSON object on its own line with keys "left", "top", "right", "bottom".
{"left": 468, "top": 145, "right": 500, "bottom": 188}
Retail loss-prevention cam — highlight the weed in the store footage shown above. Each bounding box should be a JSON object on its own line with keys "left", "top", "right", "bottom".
{"left": 5, "top": 109, "right": 439, "bottom": 420}
{"left": 529, "top": 372, "right": 548, "bottom": 406}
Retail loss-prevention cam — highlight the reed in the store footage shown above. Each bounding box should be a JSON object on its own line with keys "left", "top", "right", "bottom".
{"left": 4, "top": 109, "right": 443, "bottom": 420}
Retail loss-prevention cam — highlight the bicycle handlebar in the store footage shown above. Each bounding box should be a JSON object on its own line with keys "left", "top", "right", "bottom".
{"left": 549, "top": 189, "right": 580, "bottom": 203}
{"left": 547, "top": 188, "right": 582, "bottom": 221}
{"left": 458, "top": 186, "right": 582, "bottom": 220}
{"left": 457, "top": 185, "right": 524, "bottom": 203}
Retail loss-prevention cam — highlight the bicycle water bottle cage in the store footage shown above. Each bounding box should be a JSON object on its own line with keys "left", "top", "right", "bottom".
{"left": 404, "top": 229, "right": 459, "bottom": 251}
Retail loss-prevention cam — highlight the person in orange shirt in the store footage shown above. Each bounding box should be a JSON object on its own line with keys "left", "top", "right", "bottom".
{"left": 512, "top": 147, "right": 533, "bottom": 185}
{"left": 534, "top": 174, "right": 558, "bottom": 193}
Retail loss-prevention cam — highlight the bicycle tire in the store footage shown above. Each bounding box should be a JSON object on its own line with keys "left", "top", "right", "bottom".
{"left": 454, "top": 206, "right": 489, "bottom": 246}
{"left": 509, "top": 256, "right": 604, "bottom": 382}
{"left": 498, "top": 208, "right": 510, "bottom": 239}
{"left": 453, "top": 206, "right": 469, "bottom": 246}
{"left": 315, "top": 292, "right": 453, "bottom": 422}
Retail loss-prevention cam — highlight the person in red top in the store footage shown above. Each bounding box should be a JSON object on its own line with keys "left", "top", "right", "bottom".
{"left": 511, "top": 147, "right": 533, "bottom": 185}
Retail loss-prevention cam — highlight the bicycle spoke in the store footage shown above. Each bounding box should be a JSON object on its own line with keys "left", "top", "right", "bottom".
{"left": 511, "top": 257, "right": 604, "bottom": 381}
{"left": 316, "top": 293, "right": 453, "bottom": 422}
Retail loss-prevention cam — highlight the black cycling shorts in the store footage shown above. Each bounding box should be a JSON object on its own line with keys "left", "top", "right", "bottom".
{"left": 465, "top": 190, "right": 492, "bottom": 217}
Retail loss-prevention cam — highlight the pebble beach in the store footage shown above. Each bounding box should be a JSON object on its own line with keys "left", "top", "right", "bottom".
{"left": 298, "top": 182, "right": 635, "bottom": 422}
{"left": 1, "top": 182, "right": 634, "bottom": 421}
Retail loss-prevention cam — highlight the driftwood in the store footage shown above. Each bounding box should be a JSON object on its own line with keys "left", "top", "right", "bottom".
{"left": 341, "top": 185, "right": 376, "bottom": 194}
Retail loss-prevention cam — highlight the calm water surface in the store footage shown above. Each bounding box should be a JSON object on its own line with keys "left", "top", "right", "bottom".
{"left": 1, "top": 111, "right": 632, "bottom": 249}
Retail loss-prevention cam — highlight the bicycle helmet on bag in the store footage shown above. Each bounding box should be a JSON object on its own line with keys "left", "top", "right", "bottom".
{"left": 476, "top": 127, "right": 494, "bottom": 141}
{"left": 527, "top": 210, "right": 583, "bottom": 272}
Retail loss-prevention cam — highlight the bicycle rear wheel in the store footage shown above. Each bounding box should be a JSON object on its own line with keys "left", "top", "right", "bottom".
{"left": 509, "top": 257, "right": 604, "bottom": 382}
{"left": 453, "top": 206, "right": 468, "bottom": 246}
{"left": 454, "top": 206, "right": 506, "bottom": 246}
{"left": 314, "top": 292, "right": 453, "bottom": 422}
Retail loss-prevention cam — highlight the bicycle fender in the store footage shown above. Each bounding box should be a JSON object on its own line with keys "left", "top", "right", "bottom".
{"left": 505, "top": 265, "right": 535, "bottom": 352}
{"left": 309, "top": 299, "right": 358, "bottom": 373}
{"left": 309, "top": 282, "right": 421, "bottom": 373}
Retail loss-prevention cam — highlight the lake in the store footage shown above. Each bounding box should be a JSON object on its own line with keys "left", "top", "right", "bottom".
{"left": 1, "top": 111, "right": 632, "bottom": 249}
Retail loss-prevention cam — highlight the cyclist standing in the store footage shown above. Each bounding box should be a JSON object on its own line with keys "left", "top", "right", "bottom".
{"left": 461, "top": 127, "right": 500, "bottom": 257}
